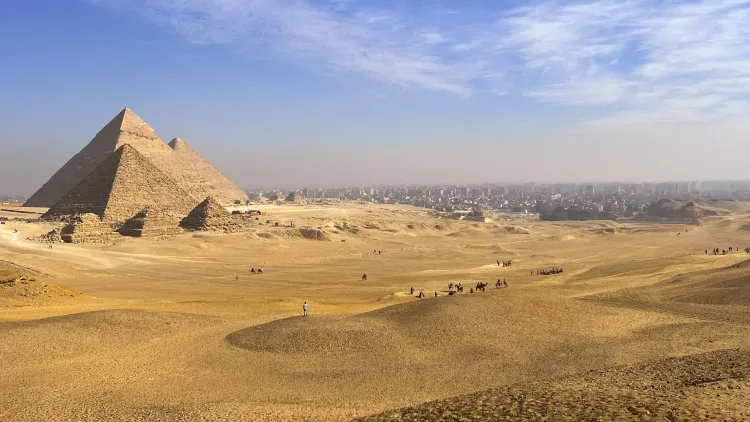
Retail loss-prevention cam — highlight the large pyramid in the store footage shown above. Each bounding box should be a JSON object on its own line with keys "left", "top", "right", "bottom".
{"left": 169, "top": 138, "right": 248, "bottom": 204}
{"left": 42, "top": 144, "right": 198, "bottom": 222}
{"left": 26, "top": 109, "right": 247, "bottom": 207}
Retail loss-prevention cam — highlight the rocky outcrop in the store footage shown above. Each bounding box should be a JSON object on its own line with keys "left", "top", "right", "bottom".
{"left": 32, "top": 228, "right": 64, "bottom": 243}
{"left": 647, "top": 199, "right": 718, "bottom": 219}
{"left": 297, "top": 228, "right": 331, "bottom": 241}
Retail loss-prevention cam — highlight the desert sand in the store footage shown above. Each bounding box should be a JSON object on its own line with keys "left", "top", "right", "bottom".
{"left": 2, "top": 202, "right": 750, "bottom": 421}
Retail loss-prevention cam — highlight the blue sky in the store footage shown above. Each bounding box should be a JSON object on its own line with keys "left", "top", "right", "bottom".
{"left": 2, "top": 0, "right": 750, "bottom": 194}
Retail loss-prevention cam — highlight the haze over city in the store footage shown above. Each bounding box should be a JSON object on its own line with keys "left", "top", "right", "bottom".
{"left": 3, "top": 0, "right": 750, "bottom": 195}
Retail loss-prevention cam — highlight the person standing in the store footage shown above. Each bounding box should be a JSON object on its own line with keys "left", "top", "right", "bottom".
{"left": 303, "top": 301, "right": 308, "bottom": 317}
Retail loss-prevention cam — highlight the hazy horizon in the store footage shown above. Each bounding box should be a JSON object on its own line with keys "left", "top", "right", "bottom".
{"left": 2, "top": 0, "right": 750, "bottom": 196}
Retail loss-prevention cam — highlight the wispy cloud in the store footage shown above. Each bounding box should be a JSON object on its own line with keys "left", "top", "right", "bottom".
{"left": 91, "top": 0, "right": 750, "bottom": 125}
{"left": 94, "top": 0, "right": 486, "bottom": 95}
{"left": 500, "top": 0, "right": 750, "bottom": 125}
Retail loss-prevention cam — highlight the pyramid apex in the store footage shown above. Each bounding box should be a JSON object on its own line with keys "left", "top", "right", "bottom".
{"left": 96, "top": 108, "right": 159, "bottom": 141}
{"left": 168, "top": 137, "right": 189, "bottom": 150}
{"left": 114, "top": 143, "right": 136, "bottom": 154}
{"left": 120, "top": 108, "right": 149, "bottom": 125}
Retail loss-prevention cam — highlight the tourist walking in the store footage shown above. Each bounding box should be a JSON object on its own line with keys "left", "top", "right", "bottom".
{"left": 303, "top": 301, "right": 308, "bottom": 317}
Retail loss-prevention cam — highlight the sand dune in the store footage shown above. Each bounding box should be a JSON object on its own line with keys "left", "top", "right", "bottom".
{"left": 2, "top": 202, "right": 750, "bottom": 421}
{"left": 355, "top": 349, "right": 750, "bottom": 421}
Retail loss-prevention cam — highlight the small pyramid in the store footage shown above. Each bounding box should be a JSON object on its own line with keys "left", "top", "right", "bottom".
{"left": 269, "top": 191, "right": 285, "bottom": 201}
{"left": 168, "top": 137, "right": 189, "bottom": 151}
{"left": 168, "top": 138, "right": 249, "bottom": 204}
{"left": 42, "top": 144, "right": 198, "bottom": 221}
{"left": 179, "top": 196, "right": 232, "bottom": 230}
{"left": 119, "top": 207, "right": 183, "bottom": 237}
{"left": 286, "top": 191, "right": 303, "bottom": 202}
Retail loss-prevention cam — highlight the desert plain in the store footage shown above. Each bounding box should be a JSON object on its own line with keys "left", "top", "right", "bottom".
{"left": 1, "top": 202, "right": 750, "bottom": 421}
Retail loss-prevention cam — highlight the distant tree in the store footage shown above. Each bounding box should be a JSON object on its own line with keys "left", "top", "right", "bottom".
{"left": 599, "top": 211, "right": 617, "bottom": 221}
{"left": 565, "top": 208, "right": 592, "bottom": 221}
{"left": 540, "top": 206, "right": 567, "bottom": 221}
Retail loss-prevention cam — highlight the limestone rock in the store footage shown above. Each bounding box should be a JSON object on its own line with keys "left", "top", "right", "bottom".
{"left": 297, "top": 228, "right": 331, "bottom": 241}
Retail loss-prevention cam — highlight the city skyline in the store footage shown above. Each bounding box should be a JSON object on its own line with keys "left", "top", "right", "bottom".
{"left": 5, "top": 178, "right": 750, "bottom": 199}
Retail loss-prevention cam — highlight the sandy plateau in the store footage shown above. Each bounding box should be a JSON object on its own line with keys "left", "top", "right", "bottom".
{"left": 2, "top": 202, "right": 750, "bottom": 421}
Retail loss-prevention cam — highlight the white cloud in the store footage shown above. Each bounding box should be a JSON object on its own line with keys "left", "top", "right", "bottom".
{"left": 90, "top": 0, "right": 750, "bottom": 126}
{"left": 500, "top": 0, "right": 750, "bottom": 125}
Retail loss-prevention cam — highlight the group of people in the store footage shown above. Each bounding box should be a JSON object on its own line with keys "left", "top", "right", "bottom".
{"left": 448, "top": 282, "right": 464, "bottom": 294}
{"left": 497, "top": 260, "right": 512, "bottom": 267}
{"left": 535, "top": 268, "right": 563, "bottom": 275}
{"left": 708, "top": 247, "right": 739, "bottom": 255}
{"left": 446, "top": 280, "right": 508, "bottom": 294}
{"left": 410, "top": 286, "right": 436, "bottom": 298}
{"left": 250, "top": 268, "right": 264, "bottom": 274}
